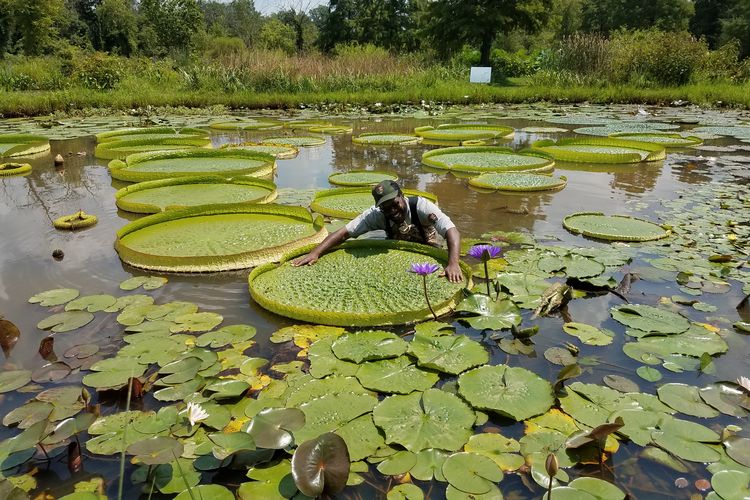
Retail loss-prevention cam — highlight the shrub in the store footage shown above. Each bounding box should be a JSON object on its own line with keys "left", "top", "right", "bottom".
{"left": 696, "top": 40, "right": 750, "bottom": 83}
{"left": 490, "top": 49, "right": 538, "bottom": 77}
{"left": 609, "top": 29, "right": 706, "bottom": 86}
{"left": 70, "top": 52, "right": 125, "bottom": 90}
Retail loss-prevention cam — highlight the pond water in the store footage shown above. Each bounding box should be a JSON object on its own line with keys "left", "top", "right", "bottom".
{"left": 0, "top": 104, "right": 749, "bottom": 498}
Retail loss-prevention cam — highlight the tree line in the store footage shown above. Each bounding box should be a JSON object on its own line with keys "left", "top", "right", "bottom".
{"left": 0, "top": 0, "right": 747, "bottom": 62}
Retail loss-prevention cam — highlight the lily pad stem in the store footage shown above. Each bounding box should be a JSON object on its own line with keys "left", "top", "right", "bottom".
{"left": 173, "top": 450, "right": 197, "bottom": 500}
{"left": 422, "top": 275, "right": 437, "bottom": 320}
{"left": 483, "top": 261, "right": 491, "bottom": 297}
{"left": 117, "top": 369, "right": 135, "bottom": 500}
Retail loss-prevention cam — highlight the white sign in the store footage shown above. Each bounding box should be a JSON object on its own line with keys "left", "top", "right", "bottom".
{"left": 470, "top": 66, "right": 492, "bottom": 83}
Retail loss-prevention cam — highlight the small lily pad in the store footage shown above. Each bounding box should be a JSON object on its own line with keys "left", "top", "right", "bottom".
{"left": 356, "top": 356, "right": 439, "bottom": 394}
{"left": 657, "top": 383, "right": 720, "bottom": 418}
{"left": 65, "top": 295, "right": 117, "bottom": 312}
{"left": 563, "top": 322, "right": 614, "bottom": 346}
{"left": 408, "top": 333, "right": 489, "bottom": 375}
{"left": 120, "top": 276, "right": 168, "bottom": 291}
{"left": 0, "top": 370, "right": 32, "bottom": 393}
{"left": 331, "top": 330, "right": 408, "bottom": 363}
{"left": 602, "top": 375, "right": 639, "bottom": 393}
{"left": 31, "top": 362, "right": 71, "bottom": 383}
{"left": 636, "top": 366, "right": 662, "bottom": 382}
{"left": 442, "top": 452, "right": 503, "bottom": 495}
{"left": 247, "top": 408, "right": 306, "bottom": 449}
{"left": 127, "top": 436, "right": 184, "bottom": 465}
{"left": 29, "top": 288, "right": 79, "bottom": 306}
{"left": 291, "top": 433, "right": 350, "bottom": 498}
{"left": 170, "top": 312, "right": 223, "bottom": 333}
{"left": 196, "top": 324, "right": 256, "bottom": 348}
{"left": 37, "top": 311, "right": 94, "bottom": 333}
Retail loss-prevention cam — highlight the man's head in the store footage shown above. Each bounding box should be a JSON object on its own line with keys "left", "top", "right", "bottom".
{"left": 372, "top": 180, "right": 406, "bottom": 223}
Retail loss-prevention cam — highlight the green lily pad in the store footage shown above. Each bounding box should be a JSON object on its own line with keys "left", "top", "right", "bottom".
{"left": 456, "top": 295, "right": 522, "bottom": 330}
{"left": 700, "top": 383, "right": 750, "bottom": 418}
{"left": 170, "top": 312, "right": 223, "bottom": 333}
{"left": 544, "top": 347, "right": 576, "bottom": 366}
{"left": 205, "top": 379, "right": 250, "bottom": 399}
{"left": 310, "top": 187, "right": 436, "bottom": 219}
{"left": 294, "top": 391, "right": 378, "bottom": 443}
{"left": 564, "top": 477, "right": 625, "bottom": 499}
{"left": 37, "top": 311, "right": 94, "bottom": 333}
{"left": 196, "top": 324, "right": 256, "bottom": 348}
{"left": 291, "top": 433, "right": 350, "bottom": 498}
{"left": 28, "top": 288, "right": 79, "bottom": 306}
{"left": 377, "top": 450, "right": 417, "bottom": 475}
{"left": 373, "top": 389, "right": 475, "bottom": 452}
{"left": 602, "top": 375, "right": 639, "bottom": 393}
{"left": 459, "top": 365, "right": 554, "bottom": 420}
{"left": 32, "top": 362, "right": 71, "bottom": 383}
{"left": 410, "top": 449, "right": 450, "bottom": 481}
{"left": 247, "top": 408, "right": 305, "bottom": 449}
{"left": 636, "top": 366, "right": 662, "bottom": 382}
{"left": 469, "top": 172, "right": 566, "bottom": 192}
{"left": 442, "top": 452, "right": 503, "bottom": 495}
{"left": 387, "top": 483, "right": 424, "bottom": 500}
{"left": 724, "top": 436, "right": 750, "bottom": 468}
{"left": 335, "top": 414, "right": 384, "bottom": 462}
{"left": 421, "top": 146, "right": 552, "bottom": 174}
{"left": 3, "top": 401, "right": 53, "bottom": 428}
{"left": 408, "top": 333, "right": 488, "bottom": 375}
{"left": 657, "top": 383, "right": 720, "bottom": 418}
{"left": 329, "top": 170, "right": 398, "bottom": 186}
{"left": 611, "top": 304, "right": 690, "bottom": 334}
{"left": 563, "top": 212, "right": 668, "bottom": 242}
{"left": 174, "top": 484, "right": 234, "bottom": 500}
{"left": 464, "top": 433, "right": 524, "bottom": 471}
{"left": 0, "top": 370, "right": 31, "bottom": 393}
{"left": 127, "top": 436, "right": 184, "bottom": 465}
{"left": 356, "top": 356, "right": 439, "bottom": 394}
{"left": 711, "top": 470, "right": 750, "bottom": 500}
{"left": 651, "top": 415, "right": 720, "bottom": 462}
{"left": 352, "top": 133, "right": 421, "bottom": 145}
{"left": 64, "top": 295, "right": 117, "bottom": 312}
{"left": 308, "top": 336, "right": 359, "bottom": 379}
{"left": 446, "top": 484, "right": 504, "bottom": 500}
{"left": 119, "top": 276, "right": 168, "bottom": 290}
{"left": 331, "top": 330, "right": 408, "bottom": 363}
{"left": 563, "top": 323, "right": 614, "bottom": 346}
{"left": 208, "top": 432, "right": 256, "bottom": 459}
{"left": 538, "top": 253, "right": 605, "bottom": 278}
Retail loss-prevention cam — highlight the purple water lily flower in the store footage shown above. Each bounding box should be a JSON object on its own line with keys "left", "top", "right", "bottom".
{"left": 409, "top": 262, "right": 440, "bottom": 276}
{"left": 409, "top": 262, "right": 440, "bottom": 319}
{"left": 467, "top": 244, "right": 503, "bottom": 262}
{"left": 467, "top": 244, "right": 502, "bottom": 297}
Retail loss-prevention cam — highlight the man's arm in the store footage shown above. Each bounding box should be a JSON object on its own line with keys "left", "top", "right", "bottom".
{"left": 292, "top": 227, "right": 351, "bottom": 266}
{"left": 444, "top": 227, "right": 463, "bottom": 283}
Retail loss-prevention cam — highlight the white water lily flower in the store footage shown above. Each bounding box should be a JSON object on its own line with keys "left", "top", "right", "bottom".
{"left": 186, "top": 402, "right": 209, "bottom": 426}
{"left": 738, "top": 376, "right": 750, "bottom": 392}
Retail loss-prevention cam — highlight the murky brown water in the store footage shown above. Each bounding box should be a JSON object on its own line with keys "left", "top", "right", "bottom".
{"left": 1, "top": 106, "right": 748, "bottom": 498}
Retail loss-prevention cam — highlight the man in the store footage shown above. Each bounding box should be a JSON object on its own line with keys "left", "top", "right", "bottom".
{"left": 293, "top": 180, "right": 463, "bottom": 283}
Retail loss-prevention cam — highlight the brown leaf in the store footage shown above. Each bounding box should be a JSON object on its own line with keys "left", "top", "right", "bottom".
{"left": 67, "top": 441, "right": 82, "bottom": 474}
{"left": 0, "top": 317, "right": 20, "bottom": 357}
{"left": 38, "top": 337, "right": 55, "bottom": 361}
{"left": 128, "top": 377, "right": 144, "bottom": 399}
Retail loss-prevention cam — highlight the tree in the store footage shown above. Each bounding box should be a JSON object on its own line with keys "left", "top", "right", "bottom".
{"left": 690, "top": 0, "right": 723, "bottom": 48}
{"left": 138, "top": 0, "right": 205, "bottom": 56}
{"left": 719, "top": 0, "right": 750, "bottom": 58}
{"left": 258, "top": 17, "right": 296, "bottom": 54}
{"left": 7, "top": 0, "right": 65, "bottom": 55}
{"left": 278, "top": 3, "right": 318, "bottom": 53}
{"left": 96, "top": 0, "right": 137, "bottom": 55}
{"left": 317, "top": 0, "right": 416, "bottom": 52}
{"left": 424, "top": 0, "right": 552, "bottom": 65}
{"left": 580, "top": 0, "right": 693, "bottom": 34}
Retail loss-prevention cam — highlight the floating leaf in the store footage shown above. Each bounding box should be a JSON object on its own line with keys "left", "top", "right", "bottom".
{"left": 456, "top": 295, "right": 522, "bottom": 330}
{"left": 459, "top": 365, "right": 554, "bottom": 421}
{"left": 563, "top": 323, "right": 614, "bottom": 346}
{"left": 410, "top": 448, "right": 450, "bottom": 481}
{"left": 174, "top": 484, "right": 233, "bottom": 500}
{"left": 308, "top": 336, "right": 359, "bottom": 378}
{"left": 377, "top": 450, "right": 417, "bottom": 475}
{"left": 356, "top": 356, "right": 439, "bottom": 394}
{"left": 65, "top": 295, "right": 117, "bottom": 312}
{"left": 700, "top": 383, "right": 749, "bottom": 418}
{"left": 544, "top": 347, "right": 576, "bottom": 366}
{"left": 373, "top": 389, "right": 475, "bottom": 452}
{"left": 657, "top": 383, "right": 719, "bottom": 418}
{"left": 196, "top": 324, "right": 256, "bottom": 348}
{"left": 294, "top": 391, "right": 378, "bottom": 443}
{"left": 170, "top": 312, "right": 223, "bottom": 333}
{"left": 208, "top": 432, "right": 256, "bottom": 459}
{"left": 465, "top": 433, "right": 524, "bottom": 471}
{"left": 651, "top": 415, "right": 720, "bottom": 462}
{"left": 711, "top": 470, "right": 750, "bottom": 499}
{"left": 247, "top": 408, "right": 305, "bottom": 449}
{"left": 31, "top": 362, "right": 71, "bottom": 383}
{"left": 0, "top": 370, "right": 31, "bottom": 393}
{"left": 636, "top": 366, "right": 662, "bottom": 382}
{"left": 408, "top": 333, "right": 488, "bottom": 375}
{"left": 291, "top": 433, "right": 350, "bottom": 498}
{"left": 127, "top": 436, "right": 183, "bottom": 465}
{"left": 611, "top": 304, "right": 690, "bottom": 334}
{"left": 602, "top": 375, "right": 639, "bottom": 393}
{"left": 724, "top": 436, "right": 750, "bottom": 468}
{"left": 37, "top": 311, "right": 94, "bottom": 333}
{"left": 387, "top": 483, "right": 424, "bottom": 500}
{"left": 442, "top": 452, "right": 503, "bottom": 495}
{"left": 28, "top": 288, "right": 79, "bottom": 306}
{"left": 331, "top": 330, "right": 408, "bottom": 363}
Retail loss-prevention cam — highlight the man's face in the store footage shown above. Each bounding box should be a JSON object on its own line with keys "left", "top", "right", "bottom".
{"left": 379, "top": 195, "right": 406, "bottom": 223}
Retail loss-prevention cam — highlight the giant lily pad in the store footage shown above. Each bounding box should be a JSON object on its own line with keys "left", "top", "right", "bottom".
{"left": 422, "top": 146, "right": 553, "bottom": 175}
{"left": 458, "top": 365, "right": 554, "bottom": 420}
{"left": 249, "top": 240, "right": 470, "bottom": 326}
{"left": 310, "top": 187, "right": 437, "bottom": 219}
{"left": 109, "top": 149, "right": 274, "bottom": 182}
{"left": 373, "top": 389, "right": 475, "bottom": 452}
{"left": 116, "top": 176, "right": 277, "bottom": 213}
{"left": 0, "top": 134, "right": 50, "bottom": 157}
{"left": 564, "top": 213, "right": 669, "bottom": 242}
{"left": 415, "top": 124, "right": 514, "bottom": 145}
{"left": 329, "top": 170, "right": 398, "bottom": 186}
{"left": 469, "top": 172, "right": 567, "bottom": 192}
{"left": 96, "top": 127, "right": 208, "bottom": 143}
{"left": 528, "top": 137, "right": 666, "bottom": 163}
{"left": 209, "top": 120, "right": 281, "bottom": 131}
{"left": 610, "top": 132, "right": 702, "bottom": 147}
{"left": 115, "top": 203, "right": 326, "bottom": 272}
{"left": 291, "top": 433, "right": 350, "bottom": 498}
{"left": 352, "top": 133, "right": 421, "bottom": 145}
{"left": 95, "top": 137, "right": 209, "bottom": 160}
{"left": 260, "top": 136, "right": 325, "bottom": 147}
{"left": 407, "top": 333, "right": 488, "bottom": 375}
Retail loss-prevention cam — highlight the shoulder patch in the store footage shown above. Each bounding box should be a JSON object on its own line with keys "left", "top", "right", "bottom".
{"left": 428, "top": 213, "right": 438, "bottom": 223}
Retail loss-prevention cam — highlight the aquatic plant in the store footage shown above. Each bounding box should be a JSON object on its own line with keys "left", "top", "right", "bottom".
{"left": 94, "top": 137, "right": 211, "bottom": 160}
{"left": 0, "top": 162, "right": 32, "bottom": 176}
{"left": 467, "top": 244, "right": 503, "bottom": 296}
{"left": 0, "top": 134, "right": 50, "bottom": 157}
{"left": 328, "top": 170, "right": 398, "bottom": 187}
{"left": 352, "top": 133, "right": 422, "bottom": 145}
{"left": 310, "top": 186, "right": 437, "bottom": 219}
{"left": 414, "top": 124, "right": 514, "bottom": 146}
{"left": 468, "top": 172, "right": 567, "bottom": 192}
{"left": 527, "top": 137, "right": 666, "bottom": 163}
{"left": 109, "top": 149, "right": 275, "bottom": 183}
{"left": 115, "top": 176, "right": 277, "bottom": 214}
{"left": 422, "top": 146, "right": 554, "bottom": 175}
{"left": 259, "top": 136, "right": 325, "bottom": 147}
{"left": 410, "top": 262, "right": 440, "bottom": 320}
{"left": 53, "top": 210, "right": 98, "bottom": 230}
{"left": 96, "top": 127, "right": 209, "bottom": 143}
{"left": 563, "top": 212, "right": 669, "bottom": 242}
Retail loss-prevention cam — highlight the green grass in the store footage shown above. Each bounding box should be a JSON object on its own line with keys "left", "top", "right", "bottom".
{"left": 2, "top": 79, "right": 750, "bottom": 117}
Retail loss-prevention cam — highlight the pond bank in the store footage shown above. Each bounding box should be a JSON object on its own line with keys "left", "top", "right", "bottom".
{"left": 3, "top": 80, "right": 750, "bottom": 118}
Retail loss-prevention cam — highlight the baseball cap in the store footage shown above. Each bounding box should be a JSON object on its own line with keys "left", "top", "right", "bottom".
{"left": 372, "top": 180, "right": 401, "bottom": 207}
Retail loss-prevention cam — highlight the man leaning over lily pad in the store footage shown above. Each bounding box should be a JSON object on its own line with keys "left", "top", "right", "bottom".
{"left": 293, "top": 180, "right": 464, "bottom": 283}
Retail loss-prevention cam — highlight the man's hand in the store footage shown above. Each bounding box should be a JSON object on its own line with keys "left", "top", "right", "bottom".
{"left": 444, "top": 262, "right": 463, "bottom": 283}
{"left": 292, "top": 253, "right": 318, "bottom": 266}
